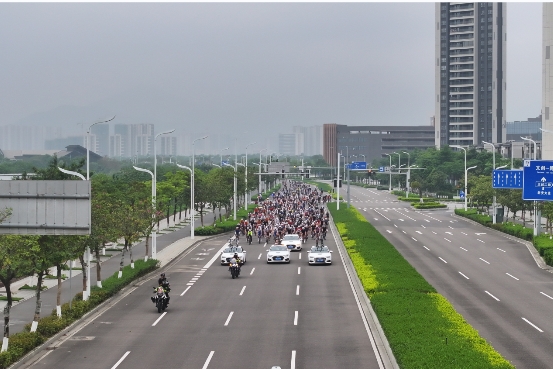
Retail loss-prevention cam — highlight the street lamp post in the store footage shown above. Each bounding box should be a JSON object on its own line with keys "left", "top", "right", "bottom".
{"left": 259, "top": 148, "right": 267, "bottom": 195}
{"left": 154, "top": 129, "right": 175, "bottom": 258}
{"left": 452, "top": 145, "right": 467, "bottom": 211}
{"left": 237, "top": 162, "right": 246, "bottom": 208}
{"left": 482, "top": 141, "right": 497, "bottom": 224}
{"left": 393, "top": 152, "right": 401, "bottom": 190}
{"left": 245, "top": 142, "right": 256, "bottom": 207}
{"left": 220, "top": 147, "right": 229, "bottom": 166}
{"left": 336, "top": 150, "right": 341, "bottom": 209}
{"left": 385, "top": 154, "right": 392, "bottom": 191}
{"left": 223, "top": 162, "right": 237, "bottom": 220}
{"left": 522, "top": 136, "right": 540, "bottom": 235}
{"left": 176, "top": 164, "right": 193, "bottom": 238}
{"left": 191, "top": 135, "right": 208, "bottom": 239}
{"left": 133, "top": 166, "right": 155, "bottom": 262}
{"left": 466, "top": 165, "right": 477, "bottom": 209}
{"left": 403, "top": 152, "right": 410, "bottom": 197}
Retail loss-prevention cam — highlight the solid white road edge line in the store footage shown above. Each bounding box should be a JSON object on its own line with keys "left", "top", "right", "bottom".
{"left": 485, "top": 291, "right": 500, "bottom": 301}
{"left": 110, "top": 351, "right": 131, "bottom": 369}
{"left": 240, "top": 286, "right": 246, "bottom": 296}
{"left": 294, "top": 311, "right": 298, "bottom": 325}
{"left": 152, "top": 312, "right": 167, "bottom": 326}
{"left": 291, "top": 350, "right": 296, "bottom": 369}
{"left": 250, "top": 268, "right": 255, "bottom": 275}
{"left": 180, "top": 286, "right": 191, "bottom": 296}
{"left": 203, "top": 246, "right": 226, "bottom": 269}
{"left": 202, "top": 351, "right": 215, "bottom": 369}
{"left": 522, "top": 318, "right": 543, "bottom": 332}
{"left": 224, "top": 311, "right": 234, "bottom": 326}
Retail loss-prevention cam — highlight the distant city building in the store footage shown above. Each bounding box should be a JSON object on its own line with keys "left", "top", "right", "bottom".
{"left": 159, "top": 136, "right": 177, "bottom": 156}
{"left": 113, "top": 123, "right": 154, "bottom": 157}
{"left": 0, "top": 125, "right": 62, "bottom": 150}
{"left": 435, "top": 3, "right": 506, "bottom": 148}
{"left": 505, "top": 115, "right": 542, "bottom": 142}
{"left": 279, "top": 134, "right": 297, "bottom": 156}
{"left": 293, "top": 126, "right": 323, "bottom": 156}
{"left": 45, "top": 136, "right": 82, "bottom": 151}
{"left": 323, "top": 123, "right": 435, "bottom": 166}
{"left": 90, "top": 124, "right": 110, "bottom": 156}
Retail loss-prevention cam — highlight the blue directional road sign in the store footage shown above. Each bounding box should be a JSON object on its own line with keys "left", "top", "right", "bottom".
{"left": 459, "top": 190, "right": 465, "bottom": 199}
{"left": 379, "top": 166, "right": 384, "bottom": 172}
{"left": 523, "top": 160, "right": 553, "bottom": 200}
{"left": 348, "top": 161, "right": 367, "bottom": 170}
{"left": 492, "top": 169, "right": 523, "bottom": 189}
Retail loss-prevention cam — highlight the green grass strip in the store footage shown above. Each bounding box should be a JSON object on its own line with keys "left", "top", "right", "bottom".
{"left": 328, "top": 202, "right": 514, "bottom": 369}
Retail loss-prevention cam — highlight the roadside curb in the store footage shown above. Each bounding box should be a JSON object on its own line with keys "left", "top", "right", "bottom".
{"left": 10, "top": 234, "right": 223, "bottom": 369}
{"left": 327, "top": 211, "right": 399, "bottom": 369}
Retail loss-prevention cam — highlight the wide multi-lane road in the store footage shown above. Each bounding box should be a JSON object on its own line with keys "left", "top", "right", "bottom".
{"left": 21, "top": 230, "right": 383, "bottom": 369}
{"left": 347, "top": 184, "right": 553, "bottom": 369}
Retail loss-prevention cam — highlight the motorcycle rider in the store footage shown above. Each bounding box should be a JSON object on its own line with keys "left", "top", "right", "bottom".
{"left": 158, "top": 273, "right": 171, "bottom": 305}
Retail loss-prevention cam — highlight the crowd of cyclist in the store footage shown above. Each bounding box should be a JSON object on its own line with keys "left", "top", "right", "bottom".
{"left": 233, "top": 180, "right": 332, "bottom": 247}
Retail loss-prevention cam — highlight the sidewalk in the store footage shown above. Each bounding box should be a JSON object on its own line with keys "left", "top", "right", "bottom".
{"left": 0, "top": 205, "right": 230, "bottom": 334}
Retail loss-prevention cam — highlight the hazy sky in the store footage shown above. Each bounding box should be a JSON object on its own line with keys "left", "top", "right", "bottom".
{"left": 0, "top": 2, "right": 543, "bottom": 139}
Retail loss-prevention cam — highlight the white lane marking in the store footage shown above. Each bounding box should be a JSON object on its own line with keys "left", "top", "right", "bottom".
{"left": 475, "top": 232, "right": 486, "bottom": 235}
{"left": 250, "top": 268, "right": 255, "bottom": 275}
{"left": 522, "top": 318, "right": 543, "bottom": 332}
{"left": 412, "top": 237, "right": 417, "bottom": 242}
{"left": 458, "top": 271, "right": 469, "bottom": 279}
{"left": 423, "top": 246, "right": 430, "bottom": 251}
{"left": 461, "top": 232, "right": 467, "bottom": 235}
{"left": 240, "top": 286, "right": 246, "bottom": 295}
{"left": 291, "top": 350, "right": 297, "bottom": 369}
{"left": 224, "top": 312, "right": 234, "bottom": 326}
{"left": 186, "top": 283, "right": 194, "bottom": 286}
{"left": 294, "top": 311, "right": 298, "bottom": 325}
{"left": 398, "top": 219, "right": 404, "bottom": 222}
{"left": 485, "top": 291, "right": 500, "bottom": 301}
{"left": 394, "top": 224, "right": 398, "bottom": 228}
{"left": 299, "top": 253, "right": 302, "bottom": 259}
{"left": 373, "top": 209, "right": 391, "bottom": 221}
{"left": 506, "top": 273, "right": 519, "bottom": 280}
{"left": 477, "top": 239, "right": 485, "bottom": 243}
{"left": 415, "top": 231, "right": 422, "bottom": 234}
{"left": 202, "top": 351, "right": 215, "bottom": 369}
{"left": 460, "top": 247, "right": 468, "bottom": 251}
{"left": 203, "top": 245, "right": 226, "bottom": 269}
{"left": 425, "top": 219, "right": 430, "bottom": 223}
{"left": 402, "top": 230, "right": 407, "bottom": 234}
{"left": 180, "top": 286, "right": 191, "bottom": 296}
{"left": 444, "top": 238, "right": 451, "bottom": 243}
{"left": 445, "top": 231, "right": 453, "bottom": 235}
{"left": 374, "top": 218, "right": 378, "bottom": 220}
{"left": 386, "top": 230, "right": 392, "bottom": 234}
{"left": 421, "top": 225, "right": 426, "bottom": 229}
{"left": 540, "top": 292, "right": 553, "bottom": 300}
{"left": 479, "top": 258, "right": 490, "bottom": 264}
{"left": 449, "top": 226, "right": 454, "bottom": 229}
{"left": 296, "top": 285, "right": 300, "bottom": 295}
{"left": 152, "top": 312, "right": 167, "bottom": 326}
{"left": 439, "top": 257, "right": 447, "bottom": 264}
{"left": 191, "top": 278, "right": 198, "bottom": 281}
{"left": 258, "top": 253, "right": 262, "bottom": 259}
{"left": 497, "top": 248, "right": 506, "bottom": 252}
{"left": 298, "top": 267, "right": 301, "bottom": 275}
{"left": 432, "top": 231, "right": 437, "bottom": 234}
{"left": 110, "top": 351, "right": 131, "bottom": 369}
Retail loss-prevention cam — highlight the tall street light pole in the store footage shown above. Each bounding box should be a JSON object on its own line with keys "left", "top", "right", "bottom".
{"left": 385, "top": 154, "right": 392, "bottom": 191}
{"left": 452, "top": 145, "right": 467, "bottom": 211}
{"left": 466, "top": 165, "right": 477, "bottom": 209}
{"left": 393, "top": 152, "right": 401, "bottom": 190}
{"left": 220, "top": 147, "right": 229, "bottom": 166}
{"left": 336, "top": 150, "right": 341, "bottom": 210}
{"left": 191, "top": 135, "right": 208, "bottom": 239}
{"left": 402, "top": 152, "right": 410, "bottom": 197}
{"left": 223, "top": 162, "right": 237, "bottom": 220}
{"left": 176, "top": 164, "right": 193, "bottom": 238}
{"left": 245, "top": 142, "right": 256, "bottom": 207}
{"left": 133, "top": 166, "right": 155, "bottom": 261}
{"left": 154, "top": 129, "right": 175, "bottom": 256}
{"left": 259, "top": 148, "right": 267, "bottom": 195}
{"left": 482, "top": 141, "right": 497, "bottom": 224}
{"left": 522, "top": 136, "right": 540, "bottom": 236}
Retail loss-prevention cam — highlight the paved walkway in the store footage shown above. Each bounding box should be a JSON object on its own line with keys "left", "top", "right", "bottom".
{"left": 0, "top": 206, "right": 234, "bottom": 334}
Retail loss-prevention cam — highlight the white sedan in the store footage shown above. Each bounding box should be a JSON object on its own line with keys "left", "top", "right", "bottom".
{"left": 307, "top": 245, "right": 333, "bottom": 265}
{"left": 282, "top": 234, "right": 302, "bottom": 251}
{"left": 266, "top": 245, "right": 291, "bottom": 264}
{"left": 220, "top": 246, "right": 247, "bottom": 265}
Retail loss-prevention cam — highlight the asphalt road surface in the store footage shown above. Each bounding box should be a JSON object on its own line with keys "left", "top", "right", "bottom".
{"left": 22, "top": 230, "right": 383, "bottom": 369}
{"left": 347, "top": 184, "right": 553, "bottom": 369}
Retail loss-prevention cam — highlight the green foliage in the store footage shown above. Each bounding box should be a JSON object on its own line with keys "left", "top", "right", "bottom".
{"left": 328, "top": 203, "right": 513, "bottom": 369}
{"left": 195, "top": 205, "right": 258, "bottom": 236}
{"left": 412, "top": 202, "right": 447, "bottom": 209}
{"left": 0, "top": 332, "right": 45, "bottom": 368}
{"left": 454, "top": 209, "right": 534, "bottom": 242}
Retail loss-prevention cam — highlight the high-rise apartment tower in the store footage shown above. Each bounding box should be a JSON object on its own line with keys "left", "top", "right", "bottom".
{"left": 435, "top": 3, "right": 506, "bottom": 148}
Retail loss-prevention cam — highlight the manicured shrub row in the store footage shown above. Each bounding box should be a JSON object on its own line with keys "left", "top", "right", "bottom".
{"left": 397, "top": 197, "right": 434, "bottom": 203}
{"left": 454, "top": 209, "right": 534, "bottom": 242}
{"left": 412, "top": 202, "right": 447, "bottom": 209}
{"left": 195, "top": 204, "right": 258, "bottom": 236}
{"left": 328, "top": 203, "right": 514, "bottom": 369}
{"left": 0, "top": 259, "right": 159, "bottom": 368}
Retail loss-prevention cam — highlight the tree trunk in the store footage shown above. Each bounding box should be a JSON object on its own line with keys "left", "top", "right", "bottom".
{"left": 79, "top": 253, "right": 87, "bottom": 294}
{"left": 119, "top": 240, "right": 128, "bottom": 273}
{"left": 1, "top": 274, "right": 13, "bottom": 340}
{"left": 145, "top": 234, "right": 150, "bottom": 260}
{"left": 173, "top": 199, "right": 177, "bottom": 222}
{"left": 200, "top": 204, "right": 205, "bottom": 226}
{"left": 129, "top": 243, "right": 134, "bottom": 268}
{"left": 56, "top": 265, "right": 62, "bottom": 317}
{"left": 32, "top": 272, "right": 45, "bottom": 330}
{"left": 95, "top": 246, "right": 102, "bottom": 288}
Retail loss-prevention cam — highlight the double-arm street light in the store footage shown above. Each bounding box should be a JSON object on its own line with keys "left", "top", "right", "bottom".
{"left": 133, "top": 166, "right": 155, "bottom": 261}
{"left": 451, "top": 145, "right": 468, "bottom": 211}
{"left": 482, "top": 141, "right": 498, "bottom": 224}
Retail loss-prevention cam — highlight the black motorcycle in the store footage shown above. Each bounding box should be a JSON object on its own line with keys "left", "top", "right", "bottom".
{"left": 151, "top": 286, "right": 168, "bottom": 313}
{"left": 229, "top": 263, "right": 240, "bottom": 279}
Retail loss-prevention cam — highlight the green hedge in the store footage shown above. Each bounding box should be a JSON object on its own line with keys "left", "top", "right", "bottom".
{"left": 328, "top": 203, "right": 513, "bottom": 369}
{"left": 454, "top": 209, "right": 534, "bottom": 242}
{"left": 0, "top": 259, "right": 159, "bottom": 369}
{"left": 412, "top": 202, "right": 447, "bottom": 209}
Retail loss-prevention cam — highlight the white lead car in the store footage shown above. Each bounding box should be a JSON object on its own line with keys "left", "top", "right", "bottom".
{"left": 220, "top": 246, "right": 247, "bottom": 265}
{"left": 307, "top": 245, "right": 333, "bottom": 265}
{"left": 282, "top": 234, "right": 302, "bottom": 251}
{"left": 266, "top": 245, "right": 291, "bottom": 263}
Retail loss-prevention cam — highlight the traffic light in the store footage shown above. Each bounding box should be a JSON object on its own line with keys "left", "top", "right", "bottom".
{"left": 367, "top": 169, "right": 372, "bottom": 177}
{"left": 306, "top": 169, "right": 310, "bottom": 179}
{"left": 281, "top": 169, "right": 285, "bottom": 179}
{"left": 333, "top": 177, "right": 342, "bottom": 188}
